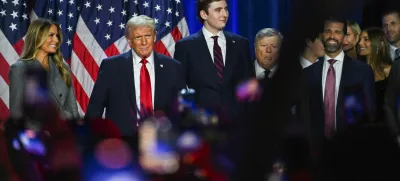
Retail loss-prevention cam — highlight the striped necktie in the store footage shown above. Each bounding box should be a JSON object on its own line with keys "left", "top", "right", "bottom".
{"left": 212, "top": 36, "right": 224, "bottom": 83}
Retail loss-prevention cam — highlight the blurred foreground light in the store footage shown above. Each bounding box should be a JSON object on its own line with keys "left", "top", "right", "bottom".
{"left": 107, "top": 172, "right": 141, "bottom": 181}
{"left": 235, "top": 78, "right": 262, "bottom": 102}
{"left": 95, "top": 138, "right": 132, "bottom": 169}
{"left": 91, "top": 171, "right": 142, "bottom": 181}
{"left": 155, "top": 116, "right": 172, "bottom": 133}
{"left": 180, "top": 88, "right": 195, "bottom": 95}
{"left": 139, "top": 120, "right": 180, "bottom": 174}
{"left": 13, "top": 130, "right": 46, "bottom": 156}
{"left": 139, "top": 151, "right": 180, "bottom": 174}
{"left": 177, "top": 131, "right": 201, "bottom": 150}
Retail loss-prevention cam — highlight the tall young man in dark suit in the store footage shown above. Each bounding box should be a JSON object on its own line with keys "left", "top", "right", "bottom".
{"left": 85, "top": 15, "right": 182, "bottom": 136}
{"left": 174, "top": 0, "right": 253, "bottom": 117}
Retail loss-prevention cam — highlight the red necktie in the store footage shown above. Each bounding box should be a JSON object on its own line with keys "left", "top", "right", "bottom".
{"left": 140, "top": 58, "right": 152, "bottom": 115}
{"left": 324, "top": 59, "right": 337, "bottom": 138}
{"left": 212, "top": 36, "right": 224, "bottom": 83}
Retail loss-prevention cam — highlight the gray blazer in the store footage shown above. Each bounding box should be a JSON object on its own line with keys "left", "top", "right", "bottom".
{"left": 8, "top": 58, "right": 80, "bottom": 120}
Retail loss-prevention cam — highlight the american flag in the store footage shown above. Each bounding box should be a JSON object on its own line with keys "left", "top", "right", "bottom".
{"left": 0, "top": 0, "right": 189, "bottom": 119}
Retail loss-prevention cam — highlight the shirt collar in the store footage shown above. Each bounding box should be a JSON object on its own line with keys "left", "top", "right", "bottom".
{"left": 270, "top": 64, "right": 278, "bottom": 73}
{"left": 202, "top": 26, "right": 225, "bottom": 41}
{"left": 324, "top": 50, "right": 345, "bottom": 62}
{"left": 254, "top": 60, "right": 278, "bottom": 79}
{"left": 132, "top": 50, "right": 154, "bottom": 66}
{"left": 390, "top": 44, "right": 398, "bottom": 52}
{"left": 300, "top": 56, "right": 316, "bottom": 68}
{"left": 255, "top": 60, "right": 265, "bottom": 76}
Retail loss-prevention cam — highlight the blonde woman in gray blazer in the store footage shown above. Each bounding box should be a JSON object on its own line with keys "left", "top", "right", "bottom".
{"left": 8, "top": 18, "right": 79, "bottom": 120}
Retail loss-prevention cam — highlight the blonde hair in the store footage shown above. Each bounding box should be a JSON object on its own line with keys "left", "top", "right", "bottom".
{"left": 21, "top": 18, "right": 71, "bottom": 87}
{"left": 346, "top": 20, "right": 361, "bottom": 37}
{"left": 125, "top": 15, "right": 156, "bottom": 38}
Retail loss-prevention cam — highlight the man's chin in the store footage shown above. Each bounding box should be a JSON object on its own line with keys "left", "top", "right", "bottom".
{"left": 389, "top": 39, "right": 400, "bottom": 45}
{"left": 325, "top": 45, "right": 341, "bottom": 53}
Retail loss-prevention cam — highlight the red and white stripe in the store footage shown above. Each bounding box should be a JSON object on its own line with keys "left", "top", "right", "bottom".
{"left": 0, "top": 29, "right": 23, "bottom": 120}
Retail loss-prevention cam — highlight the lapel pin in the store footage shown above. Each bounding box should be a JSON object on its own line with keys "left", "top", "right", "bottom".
{"left": 160, "top": 64, "right": 163, "bottom": 68}
{"left": 232, "top": 40, "right": 235, "bottom": 44}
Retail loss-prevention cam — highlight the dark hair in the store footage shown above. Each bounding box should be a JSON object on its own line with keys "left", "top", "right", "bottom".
{"left": 362, "top": 27, "right": 392, "bottom": 78}
{"left": 381, "top": 9, "right": 400, "bottom": 20}
{"left": 304, "top": 30, "right": 321, "bottom": 44}
{"left": 324, "top": 16, "right": 347, "bottom": 35}
{"left": 196, "top": 0, "right": 224, "bottom": 24}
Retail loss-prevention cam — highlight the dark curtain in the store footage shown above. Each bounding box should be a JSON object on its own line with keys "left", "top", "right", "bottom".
{"left": 183, "top": 0, "right": 290, "bottom": 58}
{"left": 183, "top": 0, "right": 364, "bottom": 58}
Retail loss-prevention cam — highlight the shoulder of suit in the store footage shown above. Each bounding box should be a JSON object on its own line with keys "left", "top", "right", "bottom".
{"left": 303, "top": 64, "right": 313, "bottom": 74}
{"left": 10, "top": 59, "right": 34, "bottom": 71}
{"left": 10, "top": 59, "right": 25, "bottom": 68}
{"left": 62, "top": 61, "right": 71, "bottom": 70}
{"left": 101, "top": 51, "right": 130, "bottom": 64}
{"left": 224, "top": 31, "right": 248, "bottom": 41}
{"left": 176, "top": 32, "right": 201, "bottom": 44}
{"left": 304, "top": 59, "right": 321, "bottom": 70}
{"left": 348, "top": 58, "right": 370, "bottom": 68}
{"left": 155, "top": 52, "right": 180, "bottom": 65}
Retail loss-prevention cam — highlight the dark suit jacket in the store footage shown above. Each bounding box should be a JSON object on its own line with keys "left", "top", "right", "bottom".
{"left": 304, "top": 54, "right": 375, "bottom": 146}
{"left": 384, "top": 60, "right": 400, "bottom": 136}
{"left": 174, "top": 30, "right": 253, "bottom": 117}
{"left": 84, "top": 51, "right": 182, "bottom": 136}
{"left": 8, "top": 58, "right": 79, "bottom": 120}
{"left": 233, "top": 59, "right": 311, "bottom": 180}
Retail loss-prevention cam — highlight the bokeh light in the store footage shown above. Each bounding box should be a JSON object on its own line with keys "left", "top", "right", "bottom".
{"left": 95, "top": 138, "right": 132, "bottom": 169}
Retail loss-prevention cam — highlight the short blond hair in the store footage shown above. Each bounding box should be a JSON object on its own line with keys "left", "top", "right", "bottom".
{"left": 125, "top": 15, "right": 156, "bottom": 38}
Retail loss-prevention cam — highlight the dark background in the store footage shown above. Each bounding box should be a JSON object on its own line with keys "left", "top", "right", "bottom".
{"left": 183, "top": 0, "right": 399, "bottom": 58}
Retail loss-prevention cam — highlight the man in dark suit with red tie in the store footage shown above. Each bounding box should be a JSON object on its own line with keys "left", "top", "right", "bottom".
{"left": 85, "top": 15, "right": 182, "bottom": 136}
{"left": 173, "top": 0, "right": 253, "bottom": 118}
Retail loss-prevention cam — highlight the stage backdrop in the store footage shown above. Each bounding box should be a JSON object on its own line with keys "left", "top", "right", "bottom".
{"left": 183, "top": 0, "right": 292, "bottom": 57}
{"left": 183, "top": 0, "right": 363, "bottom": 58}
{"left": 0, "top": 0, "right": 365, "bottom": 119}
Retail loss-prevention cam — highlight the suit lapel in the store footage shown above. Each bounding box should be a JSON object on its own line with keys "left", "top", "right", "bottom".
{"left": 47, "top": 58, "right": 64, "bottom": 105}
{"left": 336, "top": 55, "right": 351, "bottom": 127}
{"left": 122, "top": 51, "right": 137, "bottom": 110}
{"left": 338, "top": 55, "right": 351, "bottom": 99}
{"left": 315, "top": 59, "right": 324, "bottom": 105}
{"left": 223, "top": 32, "right": 236, "bottom": 84}
{"left": 194, "top": 31, "right": 221, "bottom": 88}
{"left": 153, "top": 52, "right": 164, "bottom": 110}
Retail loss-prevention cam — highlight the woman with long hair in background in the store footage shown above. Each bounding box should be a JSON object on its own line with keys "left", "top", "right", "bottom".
{"left": 358, "top": 27, "right": 392, "bottom": 123}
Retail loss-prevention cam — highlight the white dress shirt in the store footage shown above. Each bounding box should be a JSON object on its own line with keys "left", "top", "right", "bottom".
{"left": 389, "top": 44, "right": 398, "bottom": 61}
{"left": 202, "top": 27, "right": 226, "bottom": 65}
{"left": 132, "top": 50, "right": 155, "bottom": 112}
{"left": 300, "top": 56, "right": 318, "bottom": 69}
{"left": 254, "top": 60, "right": 278, "bottom": 79}
{"left": 322, "top": 51, "right": 345, "bottom": 128}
